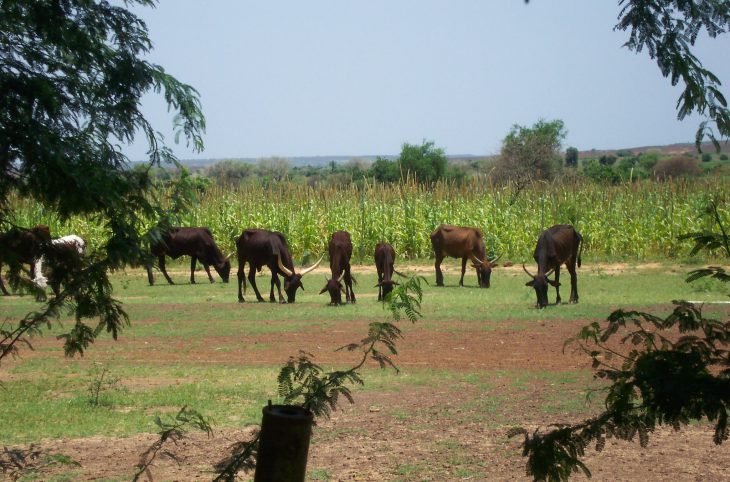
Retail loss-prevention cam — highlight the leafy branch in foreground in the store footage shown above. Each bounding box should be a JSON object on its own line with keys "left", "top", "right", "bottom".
{"left": 213, "top": 275, "right": 425, "bottom": 481}
{"left": 132, "top": 406, "right": 212, "bottom": 482}
{"left": 512, "top": 199, "right": 730, "bottom": 481}
{"left": 511, "top": 302, "right": 730, "bottom": 481}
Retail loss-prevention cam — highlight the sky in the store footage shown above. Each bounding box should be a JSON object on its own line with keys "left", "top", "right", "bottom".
{"left": 128, "top": 1, "right": 730, "bottom": 161}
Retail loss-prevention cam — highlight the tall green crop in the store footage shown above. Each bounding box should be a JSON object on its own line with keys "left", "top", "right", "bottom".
{"left": 6, "top": 178, "right": 728, "bottom": 263}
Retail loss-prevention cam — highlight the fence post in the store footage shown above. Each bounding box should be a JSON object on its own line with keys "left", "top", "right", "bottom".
{"left": 254, "top": 403, "right": 314, "bottom": 482}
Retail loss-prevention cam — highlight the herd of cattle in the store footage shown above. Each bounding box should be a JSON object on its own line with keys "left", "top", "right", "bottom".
{"left": 0, "top": 223, "right": 583, "bottom": 309}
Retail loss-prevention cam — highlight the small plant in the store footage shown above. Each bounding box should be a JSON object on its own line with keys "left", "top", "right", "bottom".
{"left": 132, "top": 406, "right": 212, "bottom": 482}
{"left": 213, "top": 275, "right": 426, "bottom": 480}
{"left": 87, "top": 363, "right": 122, "bottom": 407}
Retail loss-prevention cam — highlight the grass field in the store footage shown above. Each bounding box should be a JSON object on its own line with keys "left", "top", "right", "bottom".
{"left": 1, "top": 260, "right": 729, "bottom": 480}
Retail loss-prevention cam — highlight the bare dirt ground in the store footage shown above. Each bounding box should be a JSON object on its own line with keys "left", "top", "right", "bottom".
{"left": 2, "top": 264, "right": 729, "bottom": 481}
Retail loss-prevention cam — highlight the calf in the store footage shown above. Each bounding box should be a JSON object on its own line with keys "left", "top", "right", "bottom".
{"left": 319, "top": 231, "right": 355, "bottom": 305}
{"left": 430, "top": 224, "right": 501, "bottom": 288}
{"left": 374, "top": 242, "right": 400, "bottom": 301}
{"left": 523, "top": 224, "right": 583, "bottom": 309}
{"left": 236, "top": 228, "right": 323, "bottom": 303}
{"left": 0, "top": 224, "right": 51, "bottom": 295}
{"left": 147, "top": 227, "right": 231, "bottom": 286}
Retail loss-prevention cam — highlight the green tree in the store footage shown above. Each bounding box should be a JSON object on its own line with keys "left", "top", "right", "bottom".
{"left": 494, "top": 119, "right": 567, "bottom": 185}
{"left": 524, "top": 0, "right": 730, "bottom": 150}
{"left": 396, "top": 140, "right": 448, "bottom": 183}
{"left": 564, "top": 147, "right": 579, "bottom": 168}
{"left": 0, "top": 0, "right": 204, "bottom": 361}
{"left": 206, "top": 160, "right": 255, "bottom": 186}
{"left": 370, "top": 156, "right": 400, "bottom": 183}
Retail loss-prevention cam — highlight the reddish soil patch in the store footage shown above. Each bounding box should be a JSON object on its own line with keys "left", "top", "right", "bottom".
{"left": 2, "top": 264, "right": 729, "bottom": 481}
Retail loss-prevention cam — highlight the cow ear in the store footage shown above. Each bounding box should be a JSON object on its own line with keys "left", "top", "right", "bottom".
{"left": 525, "top": 280, "right": 535, "bottom": 287}
{"left": 319, "top": 286, "right": 327, "bottom": 294}
{"left": 491, "top": 263, "right": 499, "bottom": 268}
{"left": 548, "top": 279, "right": 561, "bottom": 287}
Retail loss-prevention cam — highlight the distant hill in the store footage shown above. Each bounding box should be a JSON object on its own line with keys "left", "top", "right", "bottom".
{"left": 168, "top": 142, "right": 727, "bottom": 169}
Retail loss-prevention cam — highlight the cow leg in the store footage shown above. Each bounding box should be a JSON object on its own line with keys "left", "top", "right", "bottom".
{"left": 269, "top": 273, "right": 277, "bottom": 303}
{"left": 434, "top": 254, "right": 444, "bottom": 286}
{"left": 202, "top": 264, "right": 215, "bottom": 283}
{"left": 146, "top": 260, "right": 155, "bottom": 286}
{"left": 159, "top": 256, "right": 174, "bottom": 285}
{"left": 568, "top": 262, "right": 579, "bottom": 304}
{"left": 0, "top": 264, "right": 9, "bottom": 296}
{"left": 377, "top": 269, "right": 383, "bottom": 301}
{"left": 346, "top": 265, "right": 355, "bottom": 303}
{"left": 190, "top": 257, "right": 197, "bottom": 284}
{"left": 459, "top": 257, "right": 467, "bottom": 286}
{"left": 248, "top": 266, "right": 265, "bottom": 302}
{"left": 554, "top": 266, "right": 562, "bottom": 305}
{"left": 237, "top": 261, "right": 246, "bottom": 302}
{"left": 271, "top": 272, "right": 286, "bottom": 304}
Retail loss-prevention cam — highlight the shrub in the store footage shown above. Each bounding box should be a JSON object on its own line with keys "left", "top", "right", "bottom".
{"left": 637, "top": 151, "right": 661, "bottom": 170}
{"left": 701, "top": 153, "right": 712, "bottom": 162}
{"left": 582, "top": 159, "right": 621, "bottom": 184}
{"left": 653, "top": 156, "right": 701, "bottom": 180}
{"left": 599, "top": 155, "right": 616, "bottom": 166}
{"left": 564, "top": 147, "right": 579, "bottom": 167}
{"left": 720, "top": 154, "right": 729, "bottom": 161}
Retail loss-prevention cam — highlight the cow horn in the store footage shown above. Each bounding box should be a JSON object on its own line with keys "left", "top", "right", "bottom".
{"left": 337, "top": 271, "right": 346, "bottom": 283}
{"left": 471, "top": 254, "right": 485, "bottom": 265}
{"left": 299, "top": 255, "right": 325, "bottom": 277}
{"left": 522, "top": 263, "right": 536, "bottom": 278}
{"left": 225, "top": 252, "right": 234, "bottom": 262}
{"left": 545, "top": 267, "right": 555, "bottom": 278}
{"left": 277, "top": 254, "right": 294, "bottom": 278}
{"left": 490, "top": 253, "right": 503, "bottom": 264}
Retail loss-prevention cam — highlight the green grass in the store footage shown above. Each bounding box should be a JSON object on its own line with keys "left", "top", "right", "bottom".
{"left": 0, "top": 263, "right": 727, "bottom": 445}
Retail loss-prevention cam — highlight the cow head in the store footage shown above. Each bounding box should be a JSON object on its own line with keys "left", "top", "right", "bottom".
{"left": 523, "top": 264, "right": 559, "bottom": 309}
{"left": 375, "top": 280, "right": 399, "bottom": 300}
{"left": 215, "top": 253, "right": 234, "bottom": 283}
{"left": 277, "top": 254, "right": 324, "bottom": 303}
{"left": 471, "top": 253, "right": 502, "bottom": 288}
{"left": 320, "top": 272, "right": 345, "bottom": 305}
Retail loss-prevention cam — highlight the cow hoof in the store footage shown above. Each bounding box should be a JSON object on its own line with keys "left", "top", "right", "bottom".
{"left": 279, "top": 300, "right": 287, "bottom": 305}
{"left": 238, "top": 298, "right": 245, "bottom": 303}
{"left": 556, "top": 300, "right": 562, "bottom": 305}
{"left": 191, "top": 281, "right": 196, "bottom": 284}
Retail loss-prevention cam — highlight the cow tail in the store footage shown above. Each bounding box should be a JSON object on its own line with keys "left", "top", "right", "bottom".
{"left": 577, "top": 232, "right": 583, "bottom": 268}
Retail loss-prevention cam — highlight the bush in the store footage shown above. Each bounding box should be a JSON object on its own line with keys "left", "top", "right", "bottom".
{"left": 701, "top": 153, "right": 712, "bottom": 162}
{"left": 653, "top": 156, "right": 701, "bottom": 180}
{"left": 599, "top": 155, "right": 616, "bottom": 166}
{"left": 564, "top": 147, "right": 579, "bottom": 167}
{"left": 720, "top": 154, "right": 729, "bottom": 161}
{"left": 637, "top": 151, "right": 661, "bottom": 170}
{"left": 582, "top": 159, "right": 621, "bottom": 184}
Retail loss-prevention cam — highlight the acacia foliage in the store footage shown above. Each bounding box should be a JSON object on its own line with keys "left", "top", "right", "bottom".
{"left": 494, "top": 119, "right": 566, "bottom": 185}
{"left": 0, "top": 0, "right": 204, "bottom": 362}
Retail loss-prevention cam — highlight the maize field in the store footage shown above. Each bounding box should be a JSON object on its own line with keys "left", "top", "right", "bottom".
{"left": 7, "top": 177, "right": 727, "bottom": 263}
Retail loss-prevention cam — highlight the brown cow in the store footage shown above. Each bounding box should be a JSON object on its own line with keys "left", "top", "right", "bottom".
{"left": 147, "top": 227, "right": 232, "bottom": 286}
{"left": 236, "top": 228, "right": 323, "bottom": 304}
{"left": 430, "top": 224, "right": 501, "bottom": 288}
{"left": 374, "top": 242, "right": 401, "bottom": 301}
{"left": 523, "top": 224, "right": 583, "bottom": 309}
{"left": 319, "top": 231, "right": 355, "bottom": 305}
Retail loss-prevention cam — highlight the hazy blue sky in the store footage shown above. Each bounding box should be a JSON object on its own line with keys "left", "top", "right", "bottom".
{"left": 130, "top": 1, "right": 730, "bottom": 160}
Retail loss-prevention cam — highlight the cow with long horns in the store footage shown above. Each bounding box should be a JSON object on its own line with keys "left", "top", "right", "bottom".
{"left": 319, "top": 231, "right": 355, "bottom": 305}
{"left": 374, "top": 242, "right": 402, "bottom": 301}
{"left": 523, "top": 224, "right": 583, "bottom": 309}
{"left": 146, "top": 227, "right": 232, "bottom": 286}
{"left": 236, "top": 228, "right": 323, "bottom": 304}
{"left": 430, "top": 224, "right": 501, "bottom": 288}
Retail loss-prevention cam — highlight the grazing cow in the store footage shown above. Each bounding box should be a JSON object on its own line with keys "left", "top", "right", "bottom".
{"left": 34, "top": 235, "right": 87, "bottom": 296}
{"left": 523, "top": 224, "right": 583, "bottom": 309}
{"left": 235, "top": 228, "right": 323, "bottom": 304}
{"left": 319, "top": 231, "right": 355, "bottom": 305}
{"left": 146, "top": 227, "right": 232, "bottom": 286}
{"left": 374, "top": 242, "right": 401, "bottom": 301}
{"left": 0, "top": 224, "right": 51, "bottom": 295}
{"left": 430, "top": 224, "right": 501, "bottom": 288}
